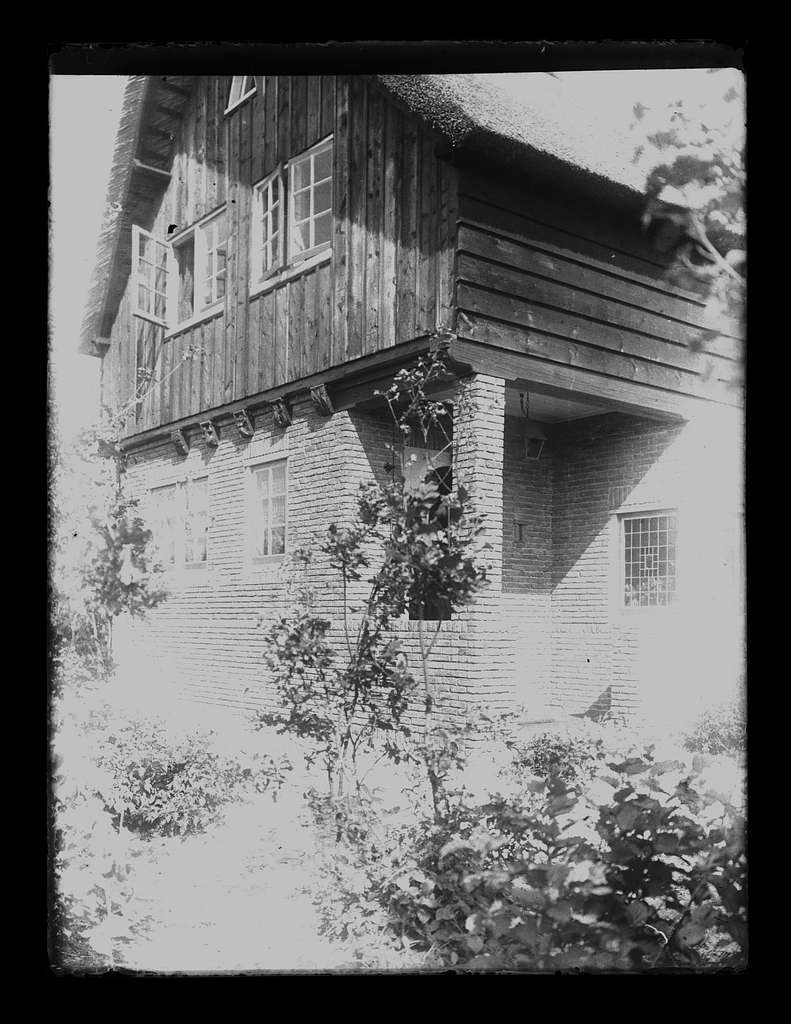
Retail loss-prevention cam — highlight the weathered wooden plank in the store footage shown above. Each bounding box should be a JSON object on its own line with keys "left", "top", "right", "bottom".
{"left": 199, "top": 319, "right": 212, "bottom": 410}
{"left": 450, "top": 337, "right": 724, "bottom": 420}
{"left": 317, "top": 261, "right": 332, "bottom": 371}
{"left": 320, "top": 75, "right": 335, "bottom": 139}
{"left": 212, "top": 313, "right": 225, "bottom": 410}
{"left": 457, "top": 190, "right": 708, "bottom": 307}
{"left": 189, "top": 324, "right": 202, "bottom": 415}
{"left": 438, "top": 161, "right": 459, "bottom": 330}
{"left": 380, "top": 101, "right": 398, "bottom": 351}
{"left": 307, "top": 75, "right": 321, "bottom": 147}
{"left": 456, "top": 251, "right": 738, "bottom": 359}
{"left": 263, "top": 75, "right": 277, "bottom": 177}
{"left": 291, "top": 75, "right": 307, "bottom": 155}
{"left": 332, "top": 76, "right": 350, "bottom": 365}
{"left": 247, "top": 292, "right": 260, "bottom": 397}
{"left": 234, "top": 100, "right": 253, "bottom": 399}
{"left": 251, "top": 80, "right": 265, "bottom": 185}
{"left": 193, "top": 77, "right": 206, "bottom": 221}
{"left": 225, "top": 109, "right": 240, "bottom": 404}
{"left": 303, "top": 267, "right": 319, "bottom": 377}
{"left": 418, "top": 128, "right": 438, "bottom": 333}
{"left": 274, "top": 284, "right": 288, "bottom": 385}
{"left": 456, "top": 223, "right": 741, "bottom": 350}
{"left": 277, "top": 76, "right": 290, "bottom": 167}
{"left": 460, "top": 166, "right": 665, "bottom": 273}
{"left": 457, "top": 312, "right": 738, "bottom": 405}
{"left": 259, "top": 291, "right": 274, "bottom": 391}
{"left": 397, "top": 113, "right": 419, "bottom": 343}
{"left": 205, "top": 77, "right": 218, "bottom": 211}
{"left": 183, "top": 89, "right": 195, "bottom": 226}
{"left": 366, "top": 86, "right": 383, "bottom": 352}
{"left": 455, "top": 281, "right": 736, "bottom": 383}
{"left": 216, "top": 77, "right": 227, "bottom": 206}
{"left": 288, "top": 273, "right": 304, "bottom": 380}
{"left": 347, "top": 76, "right": 367, "bottom": 359}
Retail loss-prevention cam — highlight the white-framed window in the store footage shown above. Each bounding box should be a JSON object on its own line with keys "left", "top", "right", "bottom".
{"left": 132, "top": 226, "right": 169, "bottom": 325}
{"left": 621, "top": 509, "right": 678, "bottom": 607}
{"left": 225, "top": 76, "right": 257, "bottom": 115}
{"left": 149, "top": 477, "right": 209, "bottom": 568}
{"left": 167, "top": 207, "right": 228, "bottom": 331}
{"left": 288, "top": 137, "right": 333, "bottom": 263}
{"left": 248, "top": 458, "right": 288, "bottom": 560}
{"left": 250, "top": 167, "right": 284, "bottom": 286}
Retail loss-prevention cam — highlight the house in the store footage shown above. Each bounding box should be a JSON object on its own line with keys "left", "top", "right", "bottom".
{"left": 80, "top": 73, "right": 745, "bottom": 727}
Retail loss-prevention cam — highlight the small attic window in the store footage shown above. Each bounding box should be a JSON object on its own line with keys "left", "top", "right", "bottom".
{"left": 225, "top": 76, "right": 257, "bottom": 114}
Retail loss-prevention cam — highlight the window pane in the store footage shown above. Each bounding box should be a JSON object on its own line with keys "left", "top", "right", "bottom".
{"left": 291, "top": 221, "right": 309, "bottom": 254}
{"left": 255, "top": 468, "right": 269, "bottom": 499}
{"left": 271, "top": 461, "right": 287, "bottom": 492}
{"left": 271, "top": 177, "right": 279, "bottom": 203}
{"left": 313, "top": 180, "right": 331, "bottom": 215}
{"left": 216, "top": 272, "right": 226, "bottom": 299}
{"left": 154, "top": 293, "right": 166, "bottom": 319}
{"left": 175, "top": 237, "right": 195, "bottom": 321}
{"left": 138, "top": 284, "right": 151, "bottom": 312}
{"left": 314, "top": 147, "right": 332, "bottom": 181}
{"left": 293, "top": 190, "right": 311, "bottom": 221}
{"left": 138, "top": 233, "right": 150, "bottom": 260}
{"left": 156, "top": 243, "right": 168, "bottom": 269}
{"left": 271, "top": 526, "right": 286, "bottom": 555}
{"left": 155, "top": 267, "right": 167, "bottom": 292}
{"left": 271, "top": 495, "right": 286, "bottom": 525}
{"left": 313, "top": 212, "right": 331, "bottom": 247}
{"left": 291, "top": 158, "right": 310, "bottom": 192}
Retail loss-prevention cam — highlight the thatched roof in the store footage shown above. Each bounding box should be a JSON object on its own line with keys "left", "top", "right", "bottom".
{"left": 80, "top": 72, "right": 645, "bottom": 357}
{"left": 378, "top": 74, "right": 644, "bottom": 195}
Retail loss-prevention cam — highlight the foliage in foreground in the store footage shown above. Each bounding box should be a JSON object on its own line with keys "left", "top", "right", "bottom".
{"left": 683, "top": 691, "right": 746, "bottom": 758}
{"left": 309, "top": 731, "right": 746, "bottom": 972}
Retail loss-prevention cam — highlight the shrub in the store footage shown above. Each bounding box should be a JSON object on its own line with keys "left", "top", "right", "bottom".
{"left": 509, "top": 730, "right": 599, "bottom": 785}
{"left": 683, "top": 694, "right": 746, "bottom": 758}
{"left": 369, "top": 743, "right": 746, "bottom": 971}
{"left": 96, "top": 714, "right": 292, "bottom": 837}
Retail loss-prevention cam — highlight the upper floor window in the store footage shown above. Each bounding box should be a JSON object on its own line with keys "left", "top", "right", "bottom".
{"left": 133, "top": 208, "right": 227, "bottom": 332}
{"left": 149, "top": 477, "right": 209, "bottom": 569}
{"left": 133, "top": 227, "right": 169, "bottom": 323}
{"left": 288, "top": 138, "right": 332, "bottom": 262}
{"left": 251, "top": 169, "right": 284, "bottom": 285}
{"left": 225, "top": 76, "right": 257, "bottom": 115}
{"left": 622, "top": 510, "right": 677, "bottom": 607}
{"left": 170, "top": 208, "right": 227, "bottom": 328}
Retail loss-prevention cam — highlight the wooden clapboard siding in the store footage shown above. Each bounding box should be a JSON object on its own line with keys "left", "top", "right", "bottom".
{"left": 454, "top": 165, "right": 743, "bottom": 408}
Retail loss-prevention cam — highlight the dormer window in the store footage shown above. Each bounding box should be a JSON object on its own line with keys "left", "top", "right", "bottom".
{"left": 225, "top": 76, "right": 257, "bottom": 115}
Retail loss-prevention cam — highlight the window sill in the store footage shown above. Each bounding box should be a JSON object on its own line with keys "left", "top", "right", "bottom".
{"left": 134, "top": 310, "right": 168, "bottom": 329}
{"left": 249, "top": 249, "right": 331, "bottom": 299}
{"left": 165, "top": 303, "right": 224, "bottom": 340}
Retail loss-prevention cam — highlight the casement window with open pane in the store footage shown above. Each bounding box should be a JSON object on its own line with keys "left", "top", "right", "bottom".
{"left": 288, "top": 138, "right": 332, "bottom": 262}
{"left": 251, "top": 169, "right": 284, "bottom": 285}
{"left": 621, "top": 510, "right": 678, "bottom": 607}
{"left": 249, "top": 459, "right": 288, "bottom": 560}
{"left": 150, "top": 477, "right": 209, "bottom": 569}
{"left": 133, "top": 227, "right": 169, "bottom": 325}
{"left": 225, "top": 76, "right": 257, "bottom": 114}
{"left": 133, "top": 210, "right": 227, "bottom": 332}
{"left": 169, "top": 208, "right": 228, "bottom": 329}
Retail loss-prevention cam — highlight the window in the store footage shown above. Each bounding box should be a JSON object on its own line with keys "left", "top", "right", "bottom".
{"left": 225, "top": 76, "right": 257, "bottom": 114}
{"left": 150, "top": 478, "right": 209, "bottom": 568}
{"left": 622, "top": 510, "right": 677, "bottom": 607}
{"left": 133, "top": 227, "right": 169, "bottom": 324}
{"left": 249, "top": 459, "right": 288, "bottom": 559}
{"left": 251, "top": 169, "right": 284, "bottom": 285}
{"left": 288, "top": 138, "right": 332, "bottom": 262}
{"left": 167, "top": 207, "right": 227, "bottom": 329}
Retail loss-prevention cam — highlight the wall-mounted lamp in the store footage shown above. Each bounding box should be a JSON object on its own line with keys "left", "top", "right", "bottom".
{"left": 519, "top": 392, "right": 547, "bottom": 461}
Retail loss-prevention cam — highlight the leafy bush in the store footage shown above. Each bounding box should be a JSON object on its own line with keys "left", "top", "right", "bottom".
{"left": 96, "top": 714, "right": 292, "bottom": 837}
{"left": 341, "top": 742, "right": 747, "bottom": 971}
{"left": 683, "top": 694, "right": 746, "bottom": 758}
{"left": 509, "top": 730, "right": 599, "bottom": 785}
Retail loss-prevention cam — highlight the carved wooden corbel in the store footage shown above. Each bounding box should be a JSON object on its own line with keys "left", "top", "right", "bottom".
{"left": 233, "top": 408, "right": 255, "bottom": 439}
{"left": 310, "top": 384, "right": 334, "bottom": 417}
{"left": 271, "top": 398, "right": 292, "bottom": 428}
{"left": 199, "top": 419, "right": 220, "bottom": 447}
{"left": 170, "top": 429, "right": 189, "bottom": 456}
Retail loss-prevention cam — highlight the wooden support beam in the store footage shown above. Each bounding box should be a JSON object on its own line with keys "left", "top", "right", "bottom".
{"left": 233, "top": 409, "right": 255, "bottom": 439}
{"left": 170, "top": 428, "right": 189, "bottom": 456}
{"left": 309, "top": 384, "right": 334, "bottom": 416}
{"left": 133, "top": 158, "right": 171, "bottom": 180}
{"left": 199, "top": 419, "right": 220, "bottom": 446}
{"left": 271, "top": 398, "right": 292, "bottom": 429}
